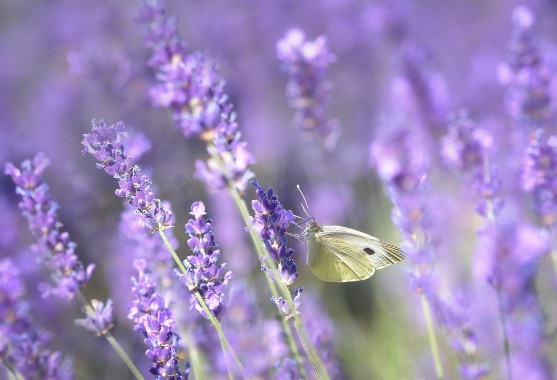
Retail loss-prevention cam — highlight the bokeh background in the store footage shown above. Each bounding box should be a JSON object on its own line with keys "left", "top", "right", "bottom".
{"left": 2, "top": 0, "right": 557, "bottom": 379}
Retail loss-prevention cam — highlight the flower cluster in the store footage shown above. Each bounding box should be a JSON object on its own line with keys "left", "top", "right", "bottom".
{"left": 138, "top": 0, "right": 255, "bottom": 194}
{"left": 498, "top": 6, "right": 555, "bottom": 129}
{"left": 370, "top": 124, "right": 433, "bottom": 290}
{"left": 522, "top": 128, "right": 557, "bottom": 226}
{"left": 397, "top": 42, "right": 451, "bottom": 132}
{"left": 475, "top": 222, "right": 550, "bottom": 378}
{"left": 4, "top": 152, "right": 95, "bottom": 299}
{"left": 0, "top": 258, "right": 73, "bottom": 380}
{"left": 81, "top": 118, "right": 173, "bottom": 233}
{"left": 276, "top": 28, "right": 340, "bottom": 150}
{"left": 129, "top": 259, "right": 187, "bottom": 379}
{"left": 251, "top": 181, "right": 298, "bottom": 286}
{"left": 74, "top": 299, "right": 114, "bottom": 337}
{"left": 372, "top": 121, "right": 489, "bottom": 378}
{"left": 440, "top": 113, "right": 503, "bottom": 218}
{"left": 440, "top": 113, "right": 493, "bottom": 174}
{"left": 176, "top": 201, "right": 232, "bottom": 320}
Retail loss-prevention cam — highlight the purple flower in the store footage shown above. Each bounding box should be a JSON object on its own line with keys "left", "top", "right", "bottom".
{"left": 439, "top": 113, "right": 503, "bottom": 218}
{"left": 440, "top": 113, "right": 494, "bottom": 174}
{"left": 176, "top": 201, "right": 232, "bottom": 321}
{"left": 0, "top": 258, "right": 73, "bottom": 380}
{"left": 4, "top": 152, "right": 95, "bottom": 300}
{"left": 251, "top": 181, "right": 298, "bottom": 287}
{"left": 396, "top": 42, "right": 451, "bottom": 132}
{"left": 498, "top": 6, "right": 555, "bottom": 129}
{"left": 277, "top": 28, "right": 340, "bottom": 150}
{"left": 74, "top": 299, "right": 114, "bottom": 337}
{"left": 475, "top": 221, "right": 550, "bottom": 378}
{"left": 129, "top": 259, "right": 187, "bottom": 379}
{"left": 194, "top": 111, "right": 256, "bottom": 194}
{"left": 522, "top": 128, "right": 557, "bottom": 226}
{"left": 137, "top": 0, "right": 256, "bottom": 194}
{"left": 81, "top": 118, "right": 173, "bottom": 233}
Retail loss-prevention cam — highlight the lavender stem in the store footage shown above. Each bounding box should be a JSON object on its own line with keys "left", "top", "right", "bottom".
{"left": 76, "top": 291, "right": 145, "bottom": 380}
{"left": 421, "top": 293, "right": 444, "bottom": 379}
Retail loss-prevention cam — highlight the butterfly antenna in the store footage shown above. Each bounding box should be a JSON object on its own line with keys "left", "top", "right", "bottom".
{"left": 296, "top": 184, "right": 312, "bottom": 218}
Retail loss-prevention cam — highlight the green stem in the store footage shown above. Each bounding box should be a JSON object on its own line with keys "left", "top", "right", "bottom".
{"left": 420, "top": 293, "right": 444, "bottom": 379}
{"left": 2, "top": 359, "right": 24, "bottom": 380}
{"left": 181, "top": 326, "right": 207, "bottom": 380}
{"left": 158, "top": 229, "right": 248, "bottom": 380}
{"left": 228, "top": 183, "right": 329, "bottom": 380}
{"left": 76, "top": 292, "right": 145, "bottom": 380}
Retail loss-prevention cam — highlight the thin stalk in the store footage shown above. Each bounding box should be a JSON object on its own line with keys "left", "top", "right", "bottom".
{"left": 227, "top": 181, "right": 329, "bottom": 380}
{"left": 420, "top": 293, "right": 444, "bottom": 379}
{"left": 2, "top": 359, "right": 24, "bottom": 380}
{"left": 181, "top": 326, "right": 207, "bottom": 380}
{"left": 158, "top": 229, "right": 248, "bottom": 380}
{"left": 76, "top": 292, "right": 145, "bottom": 380}
{"left": 482, "top": 154, "right": 512, "bottom": 380}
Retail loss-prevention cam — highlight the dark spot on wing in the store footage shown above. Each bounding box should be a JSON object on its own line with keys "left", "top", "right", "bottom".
{"left": 363, "top": 248, "right": 375, "bottom": 255}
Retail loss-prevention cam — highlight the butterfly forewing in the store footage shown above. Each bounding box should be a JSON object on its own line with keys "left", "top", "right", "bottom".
{"left": 320, "top": 225, "right": 407, "bottom": 269}
{"left": 308, "top": 230, "right": 376, "bottom": 282}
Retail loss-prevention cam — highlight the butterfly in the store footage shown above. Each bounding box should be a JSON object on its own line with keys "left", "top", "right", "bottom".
{"left": 297, "top": 186, "right": 406, "bottom": 282}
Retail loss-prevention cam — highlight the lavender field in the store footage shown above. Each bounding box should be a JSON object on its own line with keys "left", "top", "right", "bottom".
{"left": 2, "top": 0, "right": 557, "bottom": 379}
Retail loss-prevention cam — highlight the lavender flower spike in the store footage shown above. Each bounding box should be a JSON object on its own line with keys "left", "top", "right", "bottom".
{"left": 176, "top": 201, "right": 232, "bottom": 320}
{"left": 4, "top": 152, "right": 95, "bottom": 299}
{"left": 129, "top": 259, "right": 187, "bottom": 379}
{"left": 277, "top": 28, "right": 340, "bottom": 150}
{"left": 0, "top": 258, "right": 73, "bottom": 380}
{"left": 74, "top": 299, "right": 115, "bottom": 337}
{"left": 81, "top": 118, "right": 173, "bottom": 233}
{"left": 251, "top": 181, "right": 302, "bottom": 315}
{"left": 499, "top": 6, "right": 555, "bottom": 129}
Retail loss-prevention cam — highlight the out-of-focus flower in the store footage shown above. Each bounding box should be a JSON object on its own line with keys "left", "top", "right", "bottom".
{"left": 129, "top": 259, "right": 187, "bottom": 379}
{"left": 137, "top": 0, "right": 256, "bottom": 194}
{"left": 475, "top": 222, "right": 550, "bottom": 378}
{"left": 498, "top": 6, "right": 555, "bottom": 130}
{"left": 74, "top": 299, "right": 114, "bottom": 337}
{"left": 276, "top": 28, "right": 340, "bottom": 150}
{"left": 81, "top": 118, "right": 173, "bottom": 233}
{"left": 522, "top": 128, "right": 557, "bottom": 226}
{"left": 176, "top": 201, "right": 232, "bottom": 321}
{"left": 0, "top": 258, "right": 73, "bottom": 380}
{"left": 4, "top": 153, "right": 95, "bottom": 300}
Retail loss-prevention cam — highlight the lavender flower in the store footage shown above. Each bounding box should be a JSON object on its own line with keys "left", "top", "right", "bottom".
{"left": 522, "top": 128, "right": 557, "bottom": 226}
{"left": 499, "top": 6, "right": 555, "bottom": 129}
{"left": 0, "top": 258, "right": 73, "bottom": 380}
{"left": 250, "top": 181, "right": 303, "bottom": 317}
{"left": 4, "top": 152, "right": 95, "bottom": 299}
{"left": 176, "top": 201, "right": 232, "bottom": 321}
{"left": 372, "top": 122, "right": 488, "bottom": 378}
{"left": 129, "top": 259, "right": 187, "bottom": 379}
{"left": 277, "top": 28, "right": 340, "bottom": 150}
{"left": 440, "top": 113, "right": 503, "bottom": 218}
{"left": 251, "top": 181, "right": 298, "bottom": 285}
{"left": 137, "top": 0, "right": 256, "bottom": 194}
{"left": 74, "top": 299, "right": 115, "bottom": 337}
{"left": 110, "top": 208, "right": 176, "bottom": 317}
{"left": 370, "top": 125, "right": 433, "bottom": 291}
{"left": 81, "top": 118, "right": 173, "bottom": 233}
{"left": 397, "top": 42, "right": 451, "bottom": 132}
{"left": 475, "top": 222, "right": 550, "bottom": 378}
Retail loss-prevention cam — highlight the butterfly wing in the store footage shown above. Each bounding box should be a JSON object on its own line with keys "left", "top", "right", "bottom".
{"left": 307, "top": 231, "right": 376, "bottom": 282}
{"left": 320, "top": 225, "right": 407, "bottom": 269}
